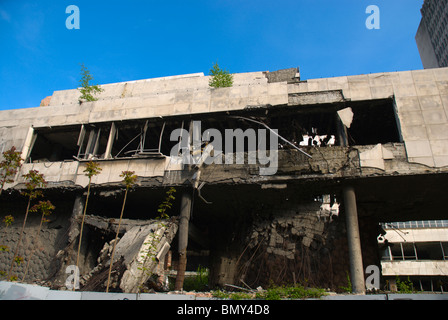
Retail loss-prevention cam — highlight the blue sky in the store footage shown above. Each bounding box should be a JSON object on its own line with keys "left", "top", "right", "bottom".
{"left": 0, "top": 0, "right": 424, "bottom": 110}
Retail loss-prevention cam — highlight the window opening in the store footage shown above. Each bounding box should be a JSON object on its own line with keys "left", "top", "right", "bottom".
{"left": 345, "top": 99, "right": 402, "bottom": 146}
{"left": 441, "top": 242, "right": 448, "bottom": 260}
{"left": 113, "top": 120, "right": 168, "bottom": 158}
{"left": 402, "top": 242, "right": 417, "bottom": 260}
{"left": 29, "top": 125, "right": 83, "bottom": 162}
{"left": 76, "top": 124, "right": 111, "bottom": 160}
{"left": 415, "top": 242, "right": 445, "bottom": 260}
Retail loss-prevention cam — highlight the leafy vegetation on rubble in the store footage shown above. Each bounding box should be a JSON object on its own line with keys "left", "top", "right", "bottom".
{"left": 212, "top": 285, "right": 326, "bottom": 300}
{"left": 137, "top": 187, "right": 177, "bottom": 292}
{"left": 106, "top": 170, "right": 138, "bottom": 292}
{"left": 339, "top": 270, "right": 352, "bottom": 293}
{"left": 75, "top": 161, "right": 102, "bottom": 286}
{"left": 256, "top": 285, "right": 326, "bottom": 300}
{"left": 182, "top": 265, "right": 209, "bottom": 292}
{"left": 157, "top": 187, "right": 176, "bottom": 221}
{"left": 396, "top": 276, "right": 415, "bottom": 293}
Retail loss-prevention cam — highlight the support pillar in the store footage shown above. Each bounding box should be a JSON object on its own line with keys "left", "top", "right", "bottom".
{"left": 174, "top": 191, "right": 193, "bottom": 291}
{"left": 343, "top": 185, "right": 365, "bottom": 294}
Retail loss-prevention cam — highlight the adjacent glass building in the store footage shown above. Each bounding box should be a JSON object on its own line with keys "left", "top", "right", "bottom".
{"left": 415, "top": 0, "right": 448, "bottom": 68}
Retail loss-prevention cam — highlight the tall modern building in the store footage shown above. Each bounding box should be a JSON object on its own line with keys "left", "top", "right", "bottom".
{"left": 415, "top": 0, "right": 448, "bottom": 69}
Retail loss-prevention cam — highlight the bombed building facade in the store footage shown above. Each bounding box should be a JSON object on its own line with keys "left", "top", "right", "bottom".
{"left": 1, "top": 67, "right": 448, "bottom": 293}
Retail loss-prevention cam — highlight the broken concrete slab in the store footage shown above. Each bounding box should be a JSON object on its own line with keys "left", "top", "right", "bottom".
{"left": 117, "top": 220, "right": 178, "bottom": 293}
{"left": 79, "top": 218, "right": 178, "bottom": 293}
{"left": 266, "top": 67, "right": 300, "bottom": 83}
{"left": 337, "top": 107, "right": 354, "bottom": 128}
{"left": 288, "top": 90, "right": 345, "bottom": 106}
{"left": 359, "top": 143, "right": 395, "bottom": 170}
{"left": 83, "top": 214, "right": 159, "bottom": 234}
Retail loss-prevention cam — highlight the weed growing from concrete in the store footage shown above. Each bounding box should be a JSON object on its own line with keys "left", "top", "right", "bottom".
{"left": 182, "top": 265, "right": 209, "bottom": 292}
{"left": 396, "top": 276, "right": 415, "bottom": 293}
{"left": 209, "top": 62, "right": 233, "bottom": 88}
{"left": 136, "top": 187, "right": 176, "bottom": 292}
{"left": 78, "top": 63, "right": 104, "bottom": 102}
{"left": 212, "top": 285, "right": 326, "bottom": 300}
{"left": 75, "top": 161, "right": 102, "bottom": 287}
{"left": 106, "top": 170, "right": 138, "bottom": 292}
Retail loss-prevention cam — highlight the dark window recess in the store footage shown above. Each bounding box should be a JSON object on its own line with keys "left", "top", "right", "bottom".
{"left": 390, "top": 243, "right": 404, "bottom": 261}
{"left": 29, "top": 125, "right": 82, "bottom": 162}
{"left": 270, "top": 109, "right": 338, "bottom": 148}
{"left": 27, "top": 99, "right": 403, "bottom": 163}
{"left": 402, "top": 242, "right": 417, "bottom": 260}
{"left": 346, "top": 99, "right": 402, "bottom": 146}
{"left": 415, "top": 242, "right": 445, "bottom": 260}
{"left": 442, "top": 242, "right": 448, "bottom": 260}
{"left": 28, "top": 120, "right": 182, "bottom": 162}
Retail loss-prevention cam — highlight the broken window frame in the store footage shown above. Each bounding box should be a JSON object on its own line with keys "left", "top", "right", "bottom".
{"left": 441, "top": 242, "right": 448, "bottom": 261}
{"left": 386, "top": 241, "right": 448, "bottom": 261}
{"left": 26, "top": 97, "right": 404, "bottom": 164}
{"left": 120, "top": 120, "right": 166, "bottom": 157}
{"left": 75, "top": 123, "right": 112, "bottom": 160}
{"left": 112, "top": 119, "right": 169, "bottom": 159}
{"left": 28, "top": 120, "right": 170, "bottom": 163}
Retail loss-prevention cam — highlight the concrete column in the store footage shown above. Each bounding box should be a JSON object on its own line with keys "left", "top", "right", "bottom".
{"left": 174, "top": 191, "right": 193, "bottom": 290}
{"left": 343, "top": 185, "right": 365, "bottom": 294}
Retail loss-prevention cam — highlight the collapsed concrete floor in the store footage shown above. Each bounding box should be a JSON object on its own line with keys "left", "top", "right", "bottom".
{"left": 1, "top": 168, "right": 447, "bottom": 293}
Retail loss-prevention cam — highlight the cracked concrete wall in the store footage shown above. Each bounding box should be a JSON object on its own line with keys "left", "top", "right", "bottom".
{"left": 1, "top": 68, "right": 448, "bottom": 191}
{"left": 234, "top": 199, "right": 380, "bottom": 291}
{"left": 289, "top": 68, "right": 448, "bottom": 168}
{"left": 0, "top": 198, "right": 74, "bottom": 283}
{"left": 237, "top": 201, "right": 346, "bottom": 289}
{"left": 0, "top": 71, "right": 287, "bottom": 131}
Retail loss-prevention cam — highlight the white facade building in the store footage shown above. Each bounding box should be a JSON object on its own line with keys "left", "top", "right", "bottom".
{"left": 379, "top": 220, "right": 448, "bottom": 292}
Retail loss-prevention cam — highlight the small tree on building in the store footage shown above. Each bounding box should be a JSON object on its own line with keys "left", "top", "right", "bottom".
{"left": 209, "top": 62, "right": 233, "bottom": 88}
{"left": 78, "top": 63, "right": 104, "bottom": 102}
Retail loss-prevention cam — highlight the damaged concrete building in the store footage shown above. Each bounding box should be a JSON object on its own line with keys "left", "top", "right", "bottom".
{"left": 1, "top": 67, "right": 448, "bottom": 294}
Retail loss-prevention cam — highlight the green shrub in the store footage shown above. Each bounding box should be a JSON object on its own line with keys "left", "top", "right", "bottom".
{"left": 396, "top": 276, "right": 415, "bottom": 293}
{"left": 183, "top": 265, "right": 209, "bottom": 292}
{"left": 212, "top": 285, "right": 326, "bottom": 300}
{"left": 78, "top": 63, "right": 104, "bottom": 102}
{"left": 208, "top": 62, "right": 233, "bottom": 88}
{"left": 256, "top": 285, "right": 326, "bottom": 300}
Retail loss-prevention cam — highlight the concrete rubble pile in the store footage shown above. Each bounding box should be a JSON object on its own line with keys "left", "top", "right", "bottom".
{"left": 1, "top": 67, "right": 448, "bottom": 295}
{"left": 81, "top": 218, "right": 178, "bottom": 293}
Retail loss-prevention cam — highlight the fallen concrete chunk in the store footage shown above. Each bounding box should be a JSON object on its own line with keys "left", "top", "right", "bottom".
{"left": 337, "top": 107, "right": 354, "bottom": 128}
{"left": 118, "top": 219, "right": 178, "bottom": 293}
{"left": 81, "top": 218, "right": 178, "bottom": 293}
